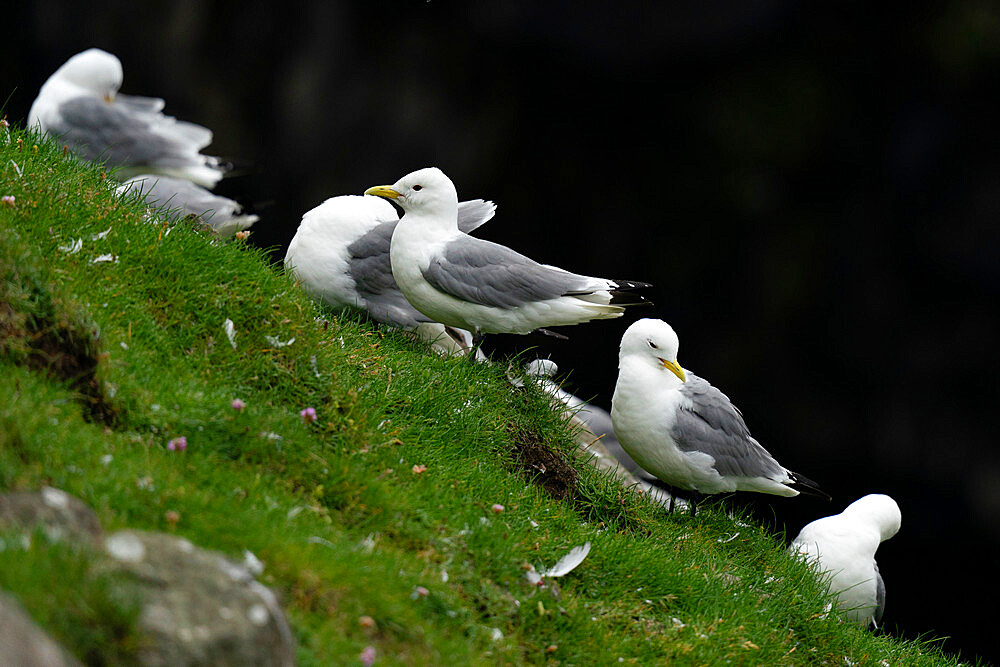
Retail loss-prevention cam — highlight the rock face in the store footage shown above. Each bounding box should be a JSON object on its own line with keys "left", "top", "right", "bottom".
{"left": 0, "top": 592, "right": 82, "bottom": 667}
{"left": 0, "top": 486, "right": 103, "bottom": 546}
{"left": 0, "top": 488, "right": 296, "bottom": 666}
{"left": 104, "top": 530, "right": 296, "bottom": 667}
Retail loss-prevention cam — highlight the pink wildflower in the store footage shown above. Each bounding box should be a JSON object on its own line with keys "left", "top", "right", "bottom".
{"left": 232, "top": 398, "right": 246, "bottom": 412}
{"left": 491, "top": 503, "right": 505, "bottom": 514}
{"left": 359, "top": 645, "right": 376, "bottom": 667}
{"left": 300, "top": 407, "right": 317, "bottom": 424}
{"left": 167, "top": 436, "right": 187, "bottom": 451}
{"left": 1, "top": 196, "right": 15, "bottom": 206}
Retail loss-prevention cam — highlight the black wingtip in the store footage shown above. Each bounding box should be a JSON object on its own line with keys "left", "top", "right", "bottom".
{"left": 612, "top": 279, "right": 653, "bottom": 290}
{"left": 789, "top": 471, "right": 832, "bottom": 501}
{"left": 609, "top": 279, "right": 654, "bottom": 307}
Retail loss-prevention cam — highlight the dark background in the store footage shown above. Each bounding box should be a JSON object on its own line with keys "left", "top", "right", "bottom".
{"left": 5, "top": 1, "right": 999, "bottom": 662}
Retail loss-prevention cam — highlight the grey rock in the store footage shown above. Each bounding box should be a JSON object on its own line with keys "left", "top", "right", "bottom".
{"left": 104, "top": 530, "right": 295, "bottom": 666}
{"left": 0, "top": 591, "right": 82, "bottom": 667}
{"left": 0, "top": 487, "right": 103, "bottom": 546}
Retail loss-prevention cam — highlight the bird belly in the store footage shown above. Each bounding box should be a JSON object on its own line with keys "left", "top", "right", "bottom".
{"left": 612, "top": 380, "right": 703, "bottom": 491}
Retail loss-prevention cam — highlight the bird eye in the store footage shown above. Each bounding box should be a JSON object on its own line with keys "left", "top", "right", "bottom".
{"left": 647, "top": 340, "right": 658, "bottom": 349}
{"left": 412, "top": 185, "right": 423, "bottom": 191}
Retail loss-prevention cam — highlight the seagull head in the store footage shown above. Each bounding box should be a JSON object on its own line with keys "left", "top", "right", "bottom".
{"left": 619, "top": 318, "right": 686, "bottom": 383}
{"left": 842, "top": 494, "right": 901, "bottom": 542}
{"left": 364, "top": 167, "right": 459, "bottom": 220}
{"left": 55, "top": 48, "right": 123, "bottom": 103}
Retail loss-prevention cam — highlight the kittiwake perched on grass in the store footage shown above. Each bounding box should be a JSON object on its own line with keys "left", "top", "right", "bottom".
{"left": 29, "top": 48, "right": 228, "bottom": 187}
{"left": 284, "top": 194, "right": 496, "bottom": 355}
{"left": 117, "top": 175, "right": 257, "bottom": 238}
{"left": 364, "top": 167, "right": 651, "bottom": 337}
{"left": 789, "top": 494, "right": 901, "bottom": 628}
{"left": 611, "top": 318, "right": 828, "bottom": 512}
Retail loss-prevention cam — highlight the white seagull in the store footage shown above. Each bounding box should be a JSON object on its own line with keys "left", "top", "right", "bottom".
{"left": 29, "top": 48, "right": 227, "bottom": 187}
{"left": 284, "top": 194, "right": 495, "bottom": 354}
{"left": 364, "top": 167, "right": 650, "bottom": 337}
{"left": 789, "top": 494, "right": 901, "bottom": 628}
{"left": 117, "top": 174, "right": 257, "bottom": 238}
{"left": 611, "top": 318, "right": 827, "bottom": 511}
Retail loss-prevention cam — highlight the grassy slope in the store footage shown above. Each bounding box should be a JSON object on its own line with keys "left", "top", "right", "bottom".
{"left": 0, "top": 127, "right": 968, "bottom": 666}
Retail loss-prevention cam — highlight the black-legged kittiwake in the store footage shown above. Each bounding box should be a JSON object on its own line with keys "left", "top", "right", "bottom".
{"left": 364, "top": 167, "right": 651, "bottom": 337}
{"left": 29, "top": 48, "right": 227, "bottom": 187}
{"left": 789, "top": 493, "right": 901, "bottom": 628}
{"left": 284, "top": 193, "right": 496, "bottom": 355}
{"left": 611, "top": 318, "right": 828, "bottom": 511}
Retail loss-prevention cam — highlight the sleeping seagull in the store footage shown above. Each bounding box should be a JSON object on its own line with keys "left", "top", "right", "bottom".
{"left": 29, "top": 48, "right": 227, "bottom": 187}
{"left": 611, "top": 318, "right": 828, "bottom": 512}
{"left": 789, "top": 494, "right": 901, "bottom": 628}
{"left": 284, "top": 193, "right": 495, "bottom": 354}
{"left": 117, "top": 174, "right": 257, "bottom": 238}
{"left": 364, "top": 167, "right": 650, "bottom": 337}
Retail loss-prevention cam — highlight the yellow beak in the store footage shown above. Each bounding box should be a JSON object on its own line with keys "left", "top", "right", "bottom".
{"left": 661, "top": 358, "right": 686, "bottom": 382}
{"left": 364, "top": 185, "right": 401, "bottom": 200}
{"left": 103, "top": 93, "right": 114, "bottom": 104}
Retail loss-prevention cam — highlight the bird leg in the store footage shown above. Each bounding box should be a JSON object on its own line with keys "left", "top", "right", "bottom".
{"left": 468, "top": 330, "right": 485, "bottom": 362}
{"left": 688, "top": 490, "right": 703, "bottom": 517}
{"left": 534, "top": 327, "right": 569, "bottom": 341}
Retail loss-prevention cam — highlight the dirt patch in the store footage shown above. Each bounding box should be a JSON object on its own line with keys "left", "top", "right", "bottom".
{"left": 506, "top": 424, "right": 578, "bottom": 501}
{"left": 0, "top": 270, "right": 120, "bottom": 426}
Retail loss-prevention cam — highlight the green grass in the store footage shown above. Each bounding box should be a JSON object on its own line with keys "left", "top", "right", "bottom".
{"left": 0, "top": 126, "right": 973, "bottom": 665}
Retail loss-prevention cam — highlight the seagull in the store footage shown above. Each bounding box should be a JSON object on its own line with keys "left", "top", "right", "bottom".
{"left": 284, "top": 193, "right": 495, "bottom": 354}
{"left": 364, "top": 167, "right": 651, "bottom": 338}
{"left": 610, "top": 318, "right": 828, "bottom": 512}
{"left": 117, "top": 174, "right": 257, "bottom": 238}
{"left": 789, "top": 494, "right": 901, "bottom": 628}
{"left": 29, "top": 48, "right": 227, "bottom": 187}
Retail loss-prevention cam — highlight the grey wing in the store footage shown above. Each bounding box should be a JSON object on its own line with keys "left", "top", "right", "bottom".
{"left": 671, "top": 374, "right": 787, "bottom": 479}
{"left": 55, "top": 97, "right": 206, "bottom": 169}
{"left": 347, "top": 219, "right": 431, "bottom": 327}
{"left": 115, "top": 94, "right": 212, "bottom": 148}
{"left": 874, "top": 561, "right": 885, "bottom": 627}
{"left": 422, "top": 235, "right": 599, "bottom": 308}
{"left": 456, "top": 199, "right": 497, "bottom": 234}
{"left": 114, "top": 93, "right": 165, "bottom": 114}
{"left": 123, "top": 175, "right": 234, "bottom": 220}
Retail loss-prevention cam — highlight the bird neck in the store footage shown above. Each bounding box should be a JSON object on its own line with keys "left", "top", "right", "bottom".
{"left": 400, "top": 202, "right": 460, "bottom": 236}
{"left": 618, "top": 356, "right": 684, "bottom": 391}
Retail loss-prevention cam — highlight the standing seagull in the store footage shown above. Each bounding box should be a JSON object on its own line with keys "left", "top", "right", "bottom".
{"left": 789, "top": 494, "right": 901, "bottom": 628}
{"left": 364, "top": 167, "right": 650, "bottom": 337}
{"left": 284, "top": 194, "right": 495, "bottom": 354}
{"left": 29, "top": 48, "right": 227, "bottom": 187}
{"left": 611, "top": 318, "right": 827, "bottom": 511}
